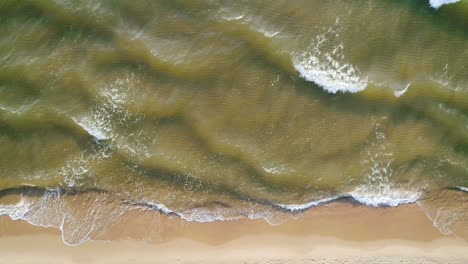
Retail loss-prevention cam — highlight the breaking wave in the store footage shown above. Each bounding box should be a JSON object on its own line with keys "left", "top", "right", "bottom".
{"left": 293, "top": 18, "right": 368, "bottom": 94}
{"left": 276, "top": 188, "right": 421, "bottom": 212}
{"left": 349, "top": 189, "right": 421, "bottom": 207}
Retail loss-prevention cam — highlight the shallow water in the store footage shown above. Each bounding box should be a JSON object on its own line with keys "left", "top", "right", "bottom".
{"left": 0, "top": 0, "right": 467, "bottom": 245}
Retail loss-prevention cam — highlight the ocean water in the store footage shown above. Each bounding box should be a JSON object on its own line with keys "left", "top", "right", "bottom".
{"left": 0, "top": 0, "right": 467, "bottom": 245}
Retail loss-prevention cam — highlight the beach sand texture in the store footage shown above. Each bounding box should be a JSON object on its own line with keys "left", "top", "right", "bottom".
{"left": 1, "top": 203, "right": 468, "bottom": 263}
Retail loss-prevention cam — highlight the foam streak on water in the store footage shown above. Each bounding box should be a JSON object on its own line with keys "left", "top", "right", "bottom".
{"left": 394, "top": 83, "right": 411, "bottom": 98}
{"left": 429, "top": 0, "right": 461, "bottom": 8}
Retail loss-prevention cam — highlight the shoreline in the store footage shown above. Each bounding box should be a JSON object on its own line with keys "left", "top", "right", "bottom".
{"left": 1, "top": 202, "right": 467, "bottom": 263}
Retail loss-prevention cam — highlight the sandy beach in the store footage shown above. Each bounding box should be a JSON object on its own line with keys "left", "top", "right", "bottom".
{"left": 1, "top": 202, "right": 467, "bottom": 264}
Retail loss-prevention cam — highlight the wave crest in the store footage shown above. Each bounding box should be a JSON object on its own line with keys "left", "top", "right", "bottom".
{"left": 293, "top": 18, "right": 367, "bottom": 94}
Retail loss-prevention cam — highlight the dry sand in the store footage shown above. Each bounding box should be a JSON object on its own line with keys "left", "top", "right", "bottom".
{"left": 0, "top": 202, "right": 467, "bottom": 264}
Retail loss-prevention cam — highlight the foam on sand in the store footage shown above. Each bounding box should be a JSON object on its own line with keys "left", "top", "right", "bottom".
{"left": 0, "top": 199, "right": 31, "bottom": 220}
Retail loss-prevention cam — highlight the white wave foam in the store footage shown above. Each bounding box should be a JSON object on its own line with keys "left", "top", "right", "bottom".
{"left": 222, "top": 14, "right": 244, "bottom": 21}
{"left": 262, "top": 164, "right": 292, "bottom": 175}
{"left": 294, "top": 56, "right": 367, "bottom": 94}
{"left": 275, "top": 188, "right": 421, "bottom": 212}
{"left": 0, "top": 186, "right": 423, "bottom": 247}
{"left": 143, "top": 201, "right": 259, "bottom": 223}
{"left": 0, "top": 200, "right": 31, "bottom": 220}
{"left": 456, "top": 186, "right": 468, "bottom": 192}
{"left": 258, "top": 28, "right": 280, "bottom": 38}
{"left": 0, "top": 101, "right": 37, "bottom": 115}
{"left": 293, "top": 18, "right": 367, "bottom": 94}
{"left": 180, "top": 209, "right": 243, "bottom": 223}
{"left": 143, "top": 201, "right": 177, "bottom": 216}
{"left": 149, "top": 187, "right": 421, "bottom": 219}
{"left": 220, "top": 10, "right": 280, "bottom": 39}
{"left": 429, "top": 0, "right": 461, "bottom": 8}
{"left": 275, "top": 195, "right": 343, "bottom": 212}
{"left": 73, "top": 116, "right": 111, "bottom": 140}
{"left": 394, "top": 83, "right": 411, "bottom": 98}
{"left": 60, "top": 154, "right": 92, "bottom": 187}
{"left": 71, "top": 75, "right": 136, "bottom": 141}
{"left": 349, "top": 189, "right": 420, "bottom": 207}
{"left": 348, "top": 121, "right": 422, "bottom": 207}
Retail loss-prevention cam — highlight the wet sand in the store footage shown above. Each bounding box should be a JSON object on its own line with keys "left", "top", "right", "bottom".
{"left": 1, "top": 202, "right": 467, "bottom": 263}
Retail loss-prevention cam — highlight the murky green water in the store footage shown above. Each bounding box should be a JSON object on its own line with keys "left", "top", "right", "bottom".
{"left": 0, "top": 0, "right": 467, "bottom": 245}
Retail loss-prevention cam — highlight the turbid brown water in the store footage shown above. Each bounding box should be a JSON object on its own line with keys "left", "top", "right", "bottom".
{"left": 0, "top": 0, "right": 467, "bottom": 245}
